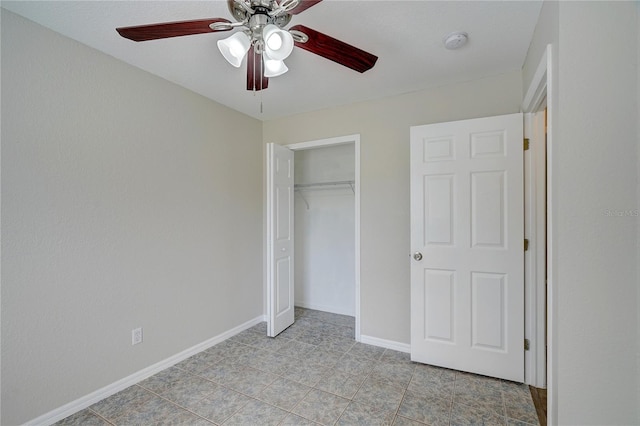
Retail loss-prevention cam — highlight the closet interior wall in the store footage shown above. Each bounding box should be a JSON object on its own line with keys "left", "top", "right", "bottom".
{"left": 294, "top": 144, "right": 356, "bottom": 316}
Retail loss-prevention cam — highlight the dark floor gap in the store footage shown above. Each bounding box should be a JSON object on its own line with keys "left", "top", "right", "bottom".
{"left": 529, "top": 385, "right": 547, "bottom": 426}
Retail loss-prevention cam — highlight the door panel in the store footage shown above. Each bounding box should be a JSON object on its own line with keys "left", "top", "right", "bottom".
{"left": 471, "top": 272, "right": 506, "bottom": 350}
{"left": 471, "top": 171, "right": 505, "bottom": 248}
{"left": 424, "top": 175, "right": 454, "bottom": 245}
{"left": 276, "top": 257, "right": 291, "bottom": 315}
{"left": 424, "top": 269, "right": 455, "bottom": 342}
{"left": 267, "top": 143, "right": 295, "bottom": 337}
{"left": 410, "top": 113, "right": 524, "bottom": 382}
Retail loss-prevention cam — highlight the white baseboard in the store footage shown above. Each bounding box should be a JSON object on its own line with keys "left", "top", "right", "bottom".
{"left": 360, "top": 334, "right": 411, "bottom": 354}
{"left": 294, "top": 300, "right": 355, "bottom": 317}
{"left": 27, "top": 315, "right": 266, "bottom": 426}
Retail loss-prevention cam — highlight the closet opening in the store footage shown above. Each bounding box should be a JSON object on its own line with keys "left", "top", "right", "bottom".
{"left": 287, "top": 134, "right": 361, "bottom": 341}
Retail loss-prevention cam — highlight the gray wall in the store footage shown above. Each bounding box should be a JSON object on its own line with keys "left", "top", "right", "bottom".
{"left": 638, "top": 2, "right": 640, "bottom": 414}
{"left": 522, "top": 2, "right": 639, "bottom": 424}
{"left": 1, "top": 11, "right": 264, "bottom": 425}
{"left": 263, "top": 70, "right": 523, "bottom": 344}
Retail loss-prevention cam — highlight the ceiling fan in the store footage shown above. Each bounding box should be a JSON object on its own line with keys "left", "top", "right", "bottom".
{"left": 116, "top": 0, "right": 378, "bottom": 91}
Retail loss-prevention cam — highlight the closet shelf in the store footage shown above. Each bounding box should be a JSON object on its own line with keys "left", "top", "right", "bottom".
{"left": 294, "top": 180, "right": 355, "bottom": 209}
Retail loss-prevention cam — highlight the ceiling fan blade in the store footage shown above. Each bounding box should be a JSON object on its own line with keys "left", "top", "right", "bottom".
{"left": 290, "top": 25, "right": 377, "bottom": 73}
{"left": 116, "top": 18, "right": 232, "bottom": 42}
{"left": 289, "top": 0, "right": 323, "bottom": 15}
{"left": 246, "top": 46, "right": 269, "bottom": 91}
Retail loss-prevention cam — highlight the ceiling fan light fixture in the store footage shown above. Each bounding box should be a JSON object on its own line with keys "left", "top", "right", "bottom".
{"left": 263, "top": 58, "right": 288, "bottom": 77}
{"left": 267, "top": 32, "right": 282, "bottom": 50}
{"left": 217, "top": 31, "right": 251, "bottom": 67}
{"left": 263, "top": 24, "right": 294, "bottom": 61}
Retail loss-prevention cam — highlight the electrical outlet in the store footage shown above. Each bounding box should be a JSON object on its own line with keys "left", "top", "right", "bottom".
{"left": 132, "top": 327, "right": 143, "bottom": 345}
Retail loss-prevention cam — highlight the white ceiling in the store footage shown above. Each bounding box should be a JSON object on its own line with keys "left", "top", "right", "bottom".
{"left": 2, "top": 0, "right": 543, "bottom": 120}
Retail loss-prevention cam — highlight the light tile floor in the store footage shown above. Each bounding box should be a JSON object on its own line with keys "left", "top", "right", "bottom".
{"left": 56, "top": 308, "right": 539, "bottom": 425}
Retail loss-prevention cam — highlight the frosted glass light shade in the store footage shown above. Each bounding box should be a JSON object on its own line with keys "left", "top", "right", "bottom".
{"left": 217, "top": 32, "right": 251, "bottom": 67}
{"left": 263, "top": 24, "right": 294, "bottom": 61}
{"left": 264, "top": 58, "right": 288, "bottom": 77}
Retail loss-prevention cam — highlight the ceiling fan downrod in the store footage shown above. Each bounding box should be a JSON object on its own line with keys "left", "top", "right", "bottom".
{"left": 227, "top": 0, "right": 297, "bottom": 29}
{"left": 211, "top": 0, "right": 300, "bottom": 50}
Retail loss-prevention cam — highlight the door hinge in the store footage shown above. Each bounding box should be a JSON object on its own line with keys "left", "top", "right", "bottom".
{"left": 524, "top": 339, "right": 530, "bottom": 351}
{"left": 524, "top": 238, "right": 529, "bottom": 251}
{"left": 524, "top": 138, "right": 530, "bottom": 151}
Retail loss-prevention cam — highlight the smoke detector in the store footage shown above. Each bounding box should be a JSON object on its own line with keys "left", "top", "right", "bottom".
{"left": 443, "top": 32, "right": 468, "bottom": 50}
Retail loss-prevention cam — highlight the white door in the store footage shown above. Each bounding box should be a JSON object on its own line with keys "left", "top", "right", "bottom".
{"left": 410, "top": 113, "right": 524, "bottom": 382}
{"left": 266, "top": 143, "right": 295, "bottom": 337}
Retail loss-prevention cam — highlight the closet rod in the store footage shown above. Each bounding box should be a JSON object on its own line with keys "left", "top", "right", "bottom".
{"left": 294, "top": 180, "right": 355, "bottom": 210}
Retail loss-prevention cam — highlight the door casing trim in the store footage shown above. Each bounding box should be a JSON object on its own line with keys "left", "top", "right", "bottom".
{"left": 522, "top": 43, "right": 554, "bottom": 425}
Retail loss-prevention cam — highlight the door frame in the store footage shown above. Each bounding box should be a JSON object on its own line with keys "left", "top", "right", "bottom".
{"left": 522, "top": 43, "right": 554, "bottom": 423}
{"left": 523, "top": 106, "right": 546, "bottom": 387}
{"left": 283, "top": 134, "right": 361, "bottom": 341}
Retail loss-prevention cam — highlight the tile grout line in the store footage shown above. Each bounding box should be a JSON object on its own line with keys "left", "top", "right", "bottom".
{"left": 133, "top": 382, "right": 221, "bottom": 425}
{"left": 87, "top": 407, "right": 116, "bottom": 425}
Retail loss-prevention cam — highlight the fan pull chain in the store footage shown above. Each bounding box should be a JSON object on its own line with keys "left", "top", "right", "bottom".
{"left": 260, "top": 53, "right": 264, "bottom": 114}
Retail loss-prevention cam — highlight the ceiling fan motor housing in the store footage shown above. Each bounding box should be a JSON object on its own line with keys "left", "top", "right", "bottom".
{"left": 230, "top": 0, "right": 292, "bottom": 29}
{"left": 249, "top": 13, "right": 268, "bottom": 32}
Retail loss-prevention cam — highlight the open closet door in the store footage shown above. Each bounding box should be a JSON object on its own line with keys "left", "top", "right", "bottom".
{"left": 266, "top": 143, "right": 295, "bottom": 337}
